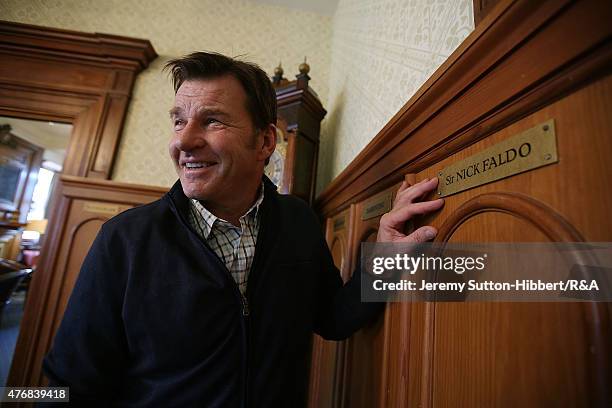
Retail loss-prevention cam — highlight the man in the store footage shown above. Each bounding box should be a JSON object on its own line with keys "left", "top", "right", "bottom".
{"left": 43, "top": 52, "right": 444, "bottom": 406}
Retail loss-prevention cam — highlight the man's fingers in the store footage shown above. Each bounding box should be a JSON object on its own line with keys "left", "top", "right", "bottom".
{"left": 386, "top": 199, "right": 444, "bottom": 225}
{"left": 395, "top": 177, "right": 439, "bottom": 206}
{"left": 378, "top": 177, "right": 443, "bottom": 244}
{"left": 396, "top": 177, "right": 430, "bottom": 197}
{"left": 402, "top": 226, "right": 438, "bottom": 243}
{"left": 396, "top": 179, "right": 409, "bottom": 194}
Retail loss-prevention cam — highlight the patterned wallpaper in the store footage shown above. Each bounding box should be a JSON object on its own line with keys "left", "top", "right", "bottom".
{"left": 0, "top": 0, "right": 332, "bottom": 187}
{"left": 316, "top": 0, "right": 474, "bottom": 194}
{"left": 2, "top": 0, "right": 473, "bottom": 193}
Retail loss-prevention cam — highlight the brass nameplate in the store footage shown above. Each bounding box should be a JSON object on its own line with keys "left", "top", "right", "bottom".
{"left": 333, "top": 215, "right": 346, "bottom": 231}
{"left": 362, "top": 191, "right": 393, "bottom": 220}
{"left": 83, "top": 202, "right": 131, "bottom": 216}
{"left": 437, "top": 119, "right": 558, "bottom": 197}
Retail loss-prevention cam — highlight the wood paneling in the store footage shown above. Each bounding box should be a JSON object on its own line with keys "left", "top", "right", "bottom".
{"left": 1, "top": 22, "right": 158, "bottom": 393}
{"left": 309, "top": 207, "right": 355, "bottom": 408}
{"left": 410, "top": 83, "right": 612, "bottom": 406}
{"left": 473, "top": 0, "right": 503, "bottom": 26}
{"left": 341, "top": 184, "right": 400, "bottom": 408}
{"left": 0, "top": 21, "right": 157, "bottom": 180}
{"left": 7, "top": 176, "right": 166, "bottom": 389}
{"left": 316, "top": 0, "right": 612, "bottom": 217}
{"left": 313, "top": 0, "right": 612, "bottom": 406}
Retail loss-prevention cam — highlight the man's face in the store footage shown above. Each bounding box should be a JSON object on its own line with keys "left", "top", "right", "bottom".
{"left": 169, "top": 76, "right": 273, "bottom": 206}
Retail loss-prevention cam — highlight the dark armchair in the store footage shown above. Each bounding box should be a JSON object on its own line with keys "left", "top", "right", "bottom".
{"left": 0, "top": 258, "right": 31, "bottom": 323}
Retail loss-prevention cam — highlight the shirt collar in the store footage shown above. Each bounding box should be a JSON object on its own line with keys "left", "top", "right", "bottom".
{"left": 190, "top": 183, "right": 265, "bottom": 239}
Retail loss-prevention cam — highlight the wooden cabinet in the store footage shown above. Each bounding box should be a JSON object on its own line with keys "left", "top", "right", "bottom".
{"left": 0, "top": 132, "right": 43, "bottom": 225}
{"left": 341, "top": 185, "right": 398, "bottom": 408}
{"left": 308, "top": 208, "right": 354, "bottom": 408}
{"left": 0, "top": 131, "right": 43, "bottom": 260}
{"left": 313, "top": 0, "right": 612, "bottom": 406}
{"left": 7, "top": 176, "right": 165, "bottom": 388}
{"left": 411, "top": 90, "right": 611, "bottom": 405}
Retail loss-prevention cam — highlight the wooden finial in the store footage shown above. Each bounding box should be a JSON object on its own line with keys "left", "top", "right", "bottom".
{"left": 272, "top": 61, "right": 285, "bottom": 85}
{"left": 298, "top": 56, "right": 310, "bottom": 75}
{"left": 274, "top": 62, "right": 283, "bottom": 76}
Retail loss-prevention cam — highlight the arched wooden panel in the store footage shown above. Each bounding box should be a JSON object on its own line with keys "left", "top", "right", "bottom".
{"left": 421, "top": 193, "right": 610, "bottom": 407}
{"left": 309, "top": 208, "right": 354, "bottom": 408}
{"left": 55, "top": 217, "right": 107, "bottom": 329}
{"left": 341, "top": 183, "right": 401, "bottom": 408}
{"left": 330, "top": 236, "right": 346, "bottom": 279}
{"left": 37, "top": 216, "right": 106, "bottom": 386}
{"left": 309, "top": 234, "right": 346, "bottom": 408}
{"left": 378, "top": 174, "right": 417, "bottom": 408}
{"left": 343, "top": 229, "right": 386, "bottom": 408}
{"left": 8, "top": 176, "right": 166, "bottom": 388}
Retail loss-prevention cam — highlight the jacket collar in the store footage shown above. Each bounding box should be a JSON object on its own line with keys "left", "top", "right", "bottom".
{"left": 165, "top": 175, "right": 280, "bottom": 298}
{"left": 166, "top": 175, "right": 278, "bottom": 224}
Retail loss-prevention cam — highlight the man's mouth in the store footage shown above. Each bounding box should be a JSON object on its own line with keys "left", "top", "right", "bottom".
{"left": 183, "top": 162, "right": 216, "bottom": 169}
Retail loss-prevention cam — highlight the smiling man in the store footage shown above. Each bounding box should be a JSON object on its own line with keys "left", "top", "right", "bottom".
{"left": 168, "top": 74, "right": 275, "bottom": 226}
{"left": 43, "top": 52, "right": 443, "bottom": 407}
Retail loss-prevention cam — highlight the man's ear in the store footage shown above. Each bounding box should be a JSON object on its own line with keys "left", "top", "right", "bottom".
{"left": 258, "top": 123, "right": 277, "bottom": 162}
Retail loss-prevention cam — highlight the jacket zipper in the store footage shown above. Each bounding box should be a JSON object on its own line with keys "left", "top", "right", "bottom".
{"left": 241, "top": 292, "right": 250, "bottom": 408}
{"left": 167, "top": 195, "right": 252, "bottom": 407}
{"left": 240, "top": 291, "right": 250, "bottom": 408}
{"left": 242, "top": 196, "right": 269, "bottom": 407}
{"left": 241, "top": 293, "right": 250, "bottom": 316}
{"left": 168, "top": 182, "right": 275, "bottom": 407}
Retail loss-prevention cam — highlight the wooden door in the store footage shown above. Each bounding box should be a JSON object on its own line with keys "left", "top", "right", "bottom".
{"left": 309, "top": 207, "right": 355, "bottom": 408}
{"left": 8, "top": 176, "right": 166, "bottom": 388}
{"left": 341, "top": 184, "right": 401, "bottom": 408}
{"left": 402, "top": 76, "right": 612, "bottom": 407}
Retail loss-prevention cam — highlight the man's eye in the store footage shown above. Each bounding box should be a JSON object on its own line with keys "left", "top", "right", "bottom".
{"left": 174, "top": 119, "right": 184, "bottom": 127}
{"left": 206, "top": 118, "right": 220, "bottom": 125}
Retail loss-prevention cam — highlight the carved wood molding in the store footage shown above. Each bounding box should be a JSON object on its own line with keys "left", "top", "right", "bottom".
{"left": 473, "top": 0, "right": 503, "bottom": 26}
{"left": 316, "top": 0, "right": 612, "bottom": 217}
{"left": 60, "top": 174, "right": 168, "bottom": 198}
{"left": 0, "top": 21, "right": 158, "bottom": 180}
{"left": 0, "top": 21, "right": 157, "bottom": 71}
{"left": 431, "top": 192, "right": 610, "bottom": 407}
{"left": 435, "top": 192, "right": 584, "bottom": 243}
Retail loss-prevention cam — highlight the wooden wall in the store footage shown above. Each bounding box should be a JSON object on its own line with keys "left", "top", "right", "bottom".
{"left": 311, "top": 0, "right": 612, "bottom": 406}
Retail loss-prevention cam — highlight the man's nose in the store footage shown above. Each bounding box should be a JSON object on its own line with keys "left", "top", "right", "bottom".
{"left": 173, "top": 122, "right": 206, "bottom": 152}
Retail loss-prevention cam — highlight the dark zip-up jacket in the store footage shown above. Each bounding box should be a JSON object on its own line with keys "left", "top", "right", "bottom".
{"left": 43, "top": 178, "right": 382, "bottom": 407}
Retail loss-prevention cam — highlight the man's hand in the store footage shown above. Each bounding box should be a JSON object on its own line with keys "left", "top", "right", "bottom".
{"left": 376, "top": 178, "right": 444, "bottom": 243}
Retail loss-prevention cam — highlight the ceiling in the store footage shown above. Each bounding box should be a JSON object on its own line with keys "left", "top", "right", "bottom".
{"left": 1, "top": 116, "right": 72, "bottom": 167}
{"left": 250, "top": 0, "right": 339, "bottom": 16}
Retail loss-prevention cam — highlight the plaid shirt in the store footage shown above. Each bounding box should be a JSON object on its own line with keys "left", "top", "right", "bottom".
{"left": 187, "top": 186, "right": 264, "bottom": 295}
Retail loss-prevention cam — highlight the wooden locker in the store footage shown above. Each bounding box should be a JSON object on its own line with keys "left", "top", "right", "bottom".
{"left": 341, "top": 184, "right": 401, "bottom": 408}
{"left": 8, "top": 176, "right": 165, "bottom": 388}
{"left": 309, "top": 207, "right": 355, "bottom": 408}
{"left": 314, "top": 0, "right": 612, "bottom": 406}
{"left": 406, "top": 83, "right": 612, "bottom": 406}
